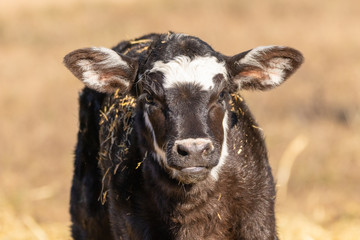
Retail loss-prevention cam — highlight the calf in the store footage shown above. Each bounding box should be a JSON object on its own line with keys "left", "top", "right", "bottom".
{"left": 64, "top": 32, "right": 303, "bottom": 240}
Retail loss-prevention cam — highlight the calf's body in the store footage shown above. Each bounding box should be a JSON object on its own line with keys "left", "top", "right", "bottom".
{"left": 64, "top": 33, "right": 303, "bottom": 239}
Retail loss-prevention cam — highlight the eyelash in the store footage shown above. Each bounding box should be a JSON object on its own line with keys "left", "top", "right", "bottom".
{"left": 145, "top": 95, "right": 155, "bottom": 105}
{"left": 219, "top": 91, "right": 225, "bottom": 100}
{"left": 145, "top": 94, "right": 164, "bottom": 111}
{"left": 218, "top": 91, "right": 228, "bottom": 104}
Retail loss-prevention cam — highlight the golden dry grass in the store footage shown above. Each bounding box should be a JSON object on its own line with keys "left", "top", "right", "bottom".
{"left": 0, "top": 0, "right": 359, "bottom": 239}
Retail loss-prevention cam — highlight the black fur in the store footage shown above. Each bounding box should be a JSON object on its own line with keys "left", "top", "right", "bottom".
{"left": 68, "top": 33, "right": 303, "bottom": 239}
{"left": 71, "top": 88, "right": 113, "bottom": 239}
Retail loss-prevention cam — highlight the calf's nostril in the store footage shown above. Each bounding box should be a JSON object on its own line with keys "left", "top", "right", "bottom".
{"left": 203, "top": 142, "right": 215, "bottom": 155}
{"left": 202, "top": 143, "right": 212, "bottom": 155}
{"left": 174, "top": 139, "right": 214, "bottom": 157}
{"left": 177, "top": 145, "right": 189, "bottom": 157}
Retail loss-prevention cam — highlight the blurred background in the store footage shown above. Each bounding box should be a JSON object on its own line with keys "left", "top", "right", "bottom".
{"left": 0, "top": 0, "right": 359, "bottom": 239}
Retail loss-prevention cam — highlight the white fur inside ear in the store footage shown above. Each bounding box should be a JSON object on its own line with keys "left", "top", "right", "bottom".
{"left": 239, "top": 46, "right": 293, "bottom": 88}
{"left": 90, "top": 47, "right": 130, "bottom": 69}
{"left": 77, "top": 59, "right": 104, "bottom": 89}
{"left": 238, "top": 46, "right": 273, "bottom": 68}
{"left": 263, "top": 57, "right": 293, "bottom": 86}
{"left": 76, "top": 47, "right": 131, "bottom": 91}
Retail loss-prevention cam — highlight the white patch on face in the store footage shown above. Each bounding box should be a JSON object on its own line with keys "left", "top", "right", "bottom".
{"left": 143, "top": 108, "right": 167, "bottom": 166}
{"left": 238, "top": 46, "right": 293, "bottom": 88}
{"left": 77, "top": 47, "right": 130, "bottom": 91}
{"left": 210, "top": 111, "right": 229, "bottom": 180}
{"left": 150, "top": 56, "right": 227, "bottom": 90}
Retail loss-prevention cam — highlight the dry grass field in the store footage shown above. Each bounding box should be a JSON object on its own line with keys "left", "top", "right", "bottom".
{"left": 1, "top": 0, "right": 359, "bottom": 239}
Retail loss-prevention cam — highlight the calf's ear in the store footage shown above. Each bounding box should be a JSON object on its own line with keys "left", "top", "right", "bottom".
{"left": 226, "top": 46, "right": 303, "bottom": 91}
{"left": 63, "top": 47, "right": 138, "bottom": 93}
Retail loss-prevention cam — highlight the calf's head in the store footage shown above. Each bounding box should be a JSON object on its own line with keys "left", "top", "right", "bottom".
{"left": 64, "top": 34, "right": 303, "bottom": 184}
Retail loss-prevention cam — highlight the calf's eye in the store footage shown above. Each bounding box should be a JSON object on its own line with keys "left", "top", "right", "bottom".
{"left": 145, "top": 95, "right": 155, "bottom": 105}
{"left": 144, "top": 94, "right": 165, "bottom": 112}
{"left": 218, "top": 91, "right": 226, "bottom": 102}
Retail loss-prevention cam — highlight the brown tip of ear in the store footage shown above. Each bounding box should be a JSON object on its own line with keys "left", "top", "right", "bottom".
{"left": 281, "top": 48, "right": 305, "bottom": 80}
{"left": 63, "top": 50, "right": 86, "bottom": 80}
{"left": 279, "top": 47, "right": 304, "bottom": 70}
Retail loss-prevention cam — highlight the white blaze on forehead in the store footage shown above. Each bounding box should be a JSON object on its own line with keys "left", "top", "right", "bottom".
{"left": 150, "top": 56, "right": 227, "bottom": 90}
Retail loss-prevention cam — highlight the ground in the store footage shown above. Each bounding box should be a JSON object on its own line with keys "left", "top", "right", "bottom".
{"left": 0, "top": 0, "right": 359, "bottom": 239}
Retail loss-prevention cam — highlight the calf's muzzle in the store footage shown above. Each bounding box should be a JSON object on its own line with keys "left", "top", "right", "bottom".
{"left": 173, "top": 138, "right": 214, "bottom": 158}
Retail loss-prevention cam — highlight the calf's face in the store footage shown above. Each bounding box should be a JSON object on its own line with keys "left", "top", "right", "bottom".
{"left": 138, "top": 55, "right": 230, "bottom": 183}
{"left": 64, "top": 34, "right": 303, "bottom": 184}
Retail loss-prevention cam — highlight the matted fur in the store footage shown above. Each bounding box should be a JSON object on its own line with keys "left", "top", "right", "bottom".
{"left": 66, "top": 32, "right": 303, "bottom": 240}
{"left": 93, "top": 92, "right": 277, "bottom": 239}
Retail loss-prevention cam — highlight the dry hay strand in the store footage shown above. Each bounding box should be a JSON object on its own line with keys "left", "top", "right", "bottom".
{"left": 129, "top": 39, "right": 153, "bottom": 45}
{"left": 277, "top": 134, "right": 308, "bottom": 200}
{"left": 230, "top": 93, "right": 243, "bottom": 102}
{"left": 230, "top": 93, "right": 245, "bottom": 116}
{"left": 123, "top": 38, "right": 154, "bottom": 55}
{"left": 96, "top": 92, "right": 251, "bottom": 203}
{"left": 98, "top": 92, "right": 137, "bottom": 204}
{"left": 21, "top": 215, "right": 48, "bottom": 240}
{"left": 135, "top": 151, "right": 148, "bottom": 170}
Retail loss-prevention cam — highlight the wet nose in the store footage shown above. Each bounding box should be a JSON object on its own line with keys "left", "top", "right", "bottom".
{"left": 174, "top": 138, "right": 214, "bottom": 157}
